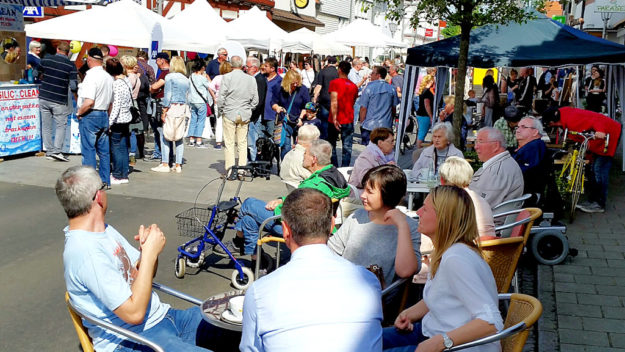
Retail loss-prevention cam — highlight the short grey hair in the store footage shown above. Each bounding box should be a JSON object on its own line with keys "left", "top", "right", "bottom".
{"left": 297, "top": 124, "right": 320, "bottom": 144}
{"left": 353, "top": 58, "right": 362, "bottom": 66}
{"left": 217, "top": 47, "right": 227, "bottom": 55}
{"left": 55, "top": 166, "right": 102, "bottom": 219}
{"left": 29, "top": 41, "right": 41, "bottom": 51}
{"left": 521, "top": 117, "right": 544, "bottom": 135}
{"left": 309, "top": 139, "right": 332, "bottom": 166}
{"left": 440, "top": 156, "right": 473, "bottom": 188}
{"left": 246, "top": 56, "right": 260, "bottom": 68}
{"left": 479, "top": 127, "right": 507, "bottom": 148}
{"left": 432, "top": 121, "right": 454, "bottom": 142}
{"left": 230, "top": 56, "right": 243, "bottom": 68}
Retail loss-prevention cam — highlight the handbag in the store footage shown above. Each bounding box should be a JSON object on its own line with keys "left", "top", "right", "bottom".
{"left": 191, "top": 74, "right": 214, "bottom": 118}
{"left": 124, "top": 80, "right": 141, "bottom": 124}
{"left": 163, "top": 103, "right": 190, "bottom": 141}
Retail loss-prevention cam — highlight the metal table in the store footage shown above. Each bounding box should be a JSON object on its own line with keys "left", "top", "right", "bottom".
{"left": 201, "top": 290, "right": 245, "bottom": 332}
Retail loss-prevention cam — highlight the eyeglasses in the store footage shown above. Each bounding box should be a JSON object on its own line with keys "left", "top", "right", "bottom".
{"left": 517, "top": 125, "right": 536, "bottom": 130}
{"left": 220, "top": 53, "right": 228, "bottom": 57}
{"left": 475, "top": 139, "right": 496, "bottom": 144}
{"left": 92, "top": 183, "right": 107, "bottom": 201}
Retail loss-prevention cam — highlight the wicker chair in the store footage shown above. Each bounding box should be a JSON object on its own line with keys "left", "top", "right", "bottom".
{"left": 448, "top": 293, "right": 543, "bottom": 352}
{"left": 480, "top": 208, "right": 542, "bottom": 293}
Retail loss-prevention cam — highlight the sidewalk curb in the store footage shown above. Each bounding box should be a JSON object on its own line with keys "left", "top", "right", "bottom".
{"left": 537, "top": 264, "right": 559, "bottom": 352}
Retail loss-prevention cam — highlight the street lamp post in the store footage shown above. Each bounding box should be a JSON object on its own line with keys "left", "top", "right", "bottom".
{"left": 600, "top": 11, "right": 612, "bottom": 39}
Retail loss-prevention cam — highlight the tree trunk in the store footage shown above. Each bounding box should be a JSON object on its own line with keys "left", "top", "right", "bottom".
{"left": 452, "top": 22, "right": 472, "bottom": 146}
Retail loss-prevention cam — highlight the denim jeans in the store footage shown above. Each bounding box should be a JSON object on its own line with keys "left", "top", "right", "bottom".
{"left": 361, "top": 128, "right": 372, "bottom": 146}
{"left": 234, "top": 198, "right": 283, "bottom": 255}
{"left": 247, "top": 119, "right": 261, "bottom": 161}
{"left": 40, "top": 99, "right": 69, "bottom": 155}
{"left": 353, "top": 98, "right": 361, "bottom": 124}
{"left": 161, "top": 137, "right": 184, "bottom": 165}
{"left": 157, "top": 127, "right": 177, "bottom": 165}
{"left": 317, "top": 105, "right": 330, "bottom": 140}
{"left": 588, "top": 155, "right": 612, "bottom": 208}
{"left": 79, "top": 111, "right": 110, "bottom": 185}
{"left": 280, "top": 122, "right": 297, "bottom": 160}
{"left": 130, "top": 131, "right": 137, "bottom": 154}
{"left": 150, "top": 104, "right": 162, "bottom": 159}
{"left": 113, "top": 306, "right": 238, "bottom": 352}
{"left": 382, "top": 323, "right": 427, "bottom": 352}
{"left": 328, "top": 123, "right": 354, "bottom": 167}
{"left": 258, "top": 118, "right": 275, "bottom": 139}
{"left": 187, "top": 103, "right": 207, "bottom": 138}
{"left": 110, "top": 123, "right": 130, "bottom": 179}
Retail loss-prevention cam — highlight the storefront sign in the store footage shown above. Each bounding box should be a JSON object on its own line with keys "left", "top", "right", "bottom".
{"left": 0, "top": 4, "right": 24, "bottom": 31}
{"left": 23, "top": 7, "right": 43, "bottom": 18}
{"left": 0, "top": 86, "right": 40, "bottom": 157}
{"left": 595, "top": 0, "right": 625, "bottom": 13}
{"left": 425, "top": 28, "right": 434, "bottom": 37}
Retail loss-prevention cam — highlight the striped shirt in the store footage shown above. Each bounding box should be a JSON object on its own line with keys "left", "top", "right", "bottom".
{"left": 39, "top": 53, "right": 78, "bottom": 105}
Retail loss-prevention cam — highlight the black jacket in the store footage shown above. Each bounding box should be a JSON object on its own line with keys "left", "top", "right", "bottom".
{"left": 251, "top": 73, "right": 267, "bottom": 123}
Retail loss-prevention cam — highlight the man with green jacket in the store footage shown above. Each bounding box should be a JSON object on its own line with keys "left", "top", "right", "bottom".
{"left": 215, "top": 140, "right": 350, "bottom": 269}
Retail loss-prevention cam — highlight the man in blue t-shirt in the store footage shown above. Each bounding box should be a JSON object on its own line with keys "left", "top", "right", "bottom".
{"left": 206, "top": 47, "right": 228, "bottom": 80}
{"left": 56, "top": 166, "right": 236, "bottom": 352}
{"left": 260, "top": 57, "right": 282, "bottom": 139}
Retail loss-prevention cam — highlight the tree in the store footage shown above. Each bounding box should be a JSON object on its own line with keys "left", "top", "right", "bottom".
{"left": 364, "top": 0, "right": 536, "bottom": 145}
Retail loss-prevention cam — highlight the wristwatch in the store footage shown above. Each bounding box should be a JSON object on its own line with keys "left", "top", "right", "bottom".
{"left": 442, "top": 333, "right": 454, "bottom": 349}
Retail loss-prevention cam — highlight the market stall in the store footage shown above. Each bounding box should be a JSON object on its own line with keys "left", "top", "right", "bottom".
{"left": 396, "top": 14, "right": 625, "bottom": 169}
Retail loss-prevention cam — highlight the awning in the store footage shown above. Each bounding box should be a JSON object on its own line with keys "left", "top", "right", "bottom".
{"left": 0, "top": 0, "right": 105, "bottom": 6}
{"left": 272, "top": 8, "right": 324, "bottom": 28}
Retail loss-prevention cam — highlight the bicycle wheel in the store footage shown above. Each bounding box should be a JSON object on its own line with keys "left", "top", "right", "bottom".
{"left": 569, "top": 159, "right": 585, "bottom": 222}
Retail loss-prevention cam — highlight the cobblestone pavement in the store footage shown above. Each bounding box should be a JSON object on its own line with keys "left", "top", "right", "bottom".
{"left": 536, "top": 170, "right": 625, "bottom": 352}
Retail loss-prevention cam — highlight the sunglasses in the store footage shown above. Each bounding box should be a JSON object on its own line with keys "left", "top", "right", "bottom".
{"left": 92, "top": 183, "right": 107, "bottom": 200}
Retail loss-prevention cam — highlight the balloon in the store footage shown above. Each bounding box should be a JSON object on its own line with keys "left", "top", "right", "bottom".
{"left": 187, "top": 52, "right": 197, "bottom": 60}
{"left": 198, "top": 53, "right": 208, "bottom": 59}
{"left": 108, "top": 45, "right": 118, "bottom": 57}
{"left": 69, "top": 40, "right": 81, "bottom": 54}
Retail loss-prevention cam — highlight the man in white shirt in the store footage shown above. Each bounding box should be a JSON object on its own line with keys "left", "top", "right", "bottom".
{"left": 469, "top": 127, "right": 524, "bottom": 208}
{"left": 240, "top": 188, "right": 383, "bottom": 352}
{"left": 77, "top": 47, "right": 114, "bottom": 186}
{"left": 348, "top": 58, "right": 369, "bottom": 124}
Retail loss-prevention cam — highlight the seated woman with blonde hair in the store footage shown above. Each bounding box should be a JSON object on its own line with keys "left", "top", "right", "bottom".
{"left": 383, "top": 185, "right": 502, "bottom": 352}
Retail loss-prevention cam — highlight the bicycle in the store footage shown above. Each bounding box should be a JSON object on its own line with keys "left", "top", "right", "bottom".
{"left": 558, "top": 129, "right": 609, "bottom": 222}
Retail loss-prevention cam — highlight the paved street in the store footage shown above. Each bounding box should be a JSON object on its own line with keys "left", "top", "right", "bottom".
{"left": 538, "top": 170, "right": 625, "bottom": 352}
{"left": 0, "top": 139, "right": 623, "bottom": 351}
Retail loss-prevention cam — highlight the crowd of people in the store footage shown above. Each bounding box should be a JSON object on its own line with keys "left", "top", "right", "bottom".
{"left": 47, "top": 40, "right": 623, "bottom": 351}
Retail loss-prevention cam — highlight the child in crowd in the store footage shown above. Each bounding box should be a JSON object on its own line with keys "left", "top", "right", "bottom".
{"left": 300, "top": 102, "right": 322, "bottom": 132}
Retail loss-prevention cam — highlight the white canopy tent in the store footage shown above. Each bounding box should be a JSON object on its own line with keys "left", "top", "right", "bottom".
{"left": 224, "top": 6, "right": 291, "bottom": 52}
{"left": 25, "top": 0, "right": 194, "bottom": 51}
{"left": 283, "top": 27, "right": 351, "bottom": 55}
{"left": 167, "top": 0, "right": 226, "bottom": 53}
{"left": 327, "top": 19, "right": 407, "bottom": 48}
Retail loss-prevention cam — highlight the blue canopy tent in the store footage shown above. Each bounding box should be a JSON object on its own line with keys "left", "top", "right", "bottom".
{"left": 396, "top": 15, "right": 625, "bottom": 169}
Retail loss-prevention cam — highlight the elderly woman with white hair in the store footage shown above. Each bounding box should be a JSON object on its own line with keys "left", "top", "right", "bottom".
{"left": 411, "top": 122, "right": 464, "bottom": 181}
{"left": 280, "top": 124, "right": 321, "bottom": 188}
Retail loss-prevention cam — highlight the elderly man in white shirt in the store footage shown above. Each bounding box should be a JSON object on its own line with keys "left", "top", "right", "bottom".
{"left": 279, "top": 124, "right": 320, "bottom": 189}
{"left": 469, "top": 127, "right": 524, "bottom": 209}
{"left": 76, "top": 47, "right": 114, "bottom": 186}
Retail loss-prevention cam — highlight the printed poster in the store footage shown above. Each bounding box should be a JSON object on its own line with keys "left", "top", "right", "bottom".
{"left": 0, "top": 85, "right": 40, "bottom": 157}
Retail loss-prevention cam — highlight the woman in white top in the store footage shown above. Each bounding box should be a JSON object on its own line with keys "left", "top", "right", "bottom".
{"left": 301, "top": 61, "right": 316, "bottom": 90}
{"left": 106, "top": 58, "right": 133, "bottom": 185}
{"left": 383, "top": 185, "right": 503, "bottom": 352}
{"left": 120, "top": 55, "right": 143, "bottom": 165}
{"left": 208, "top": 61, "right": 232, "bottom": 149}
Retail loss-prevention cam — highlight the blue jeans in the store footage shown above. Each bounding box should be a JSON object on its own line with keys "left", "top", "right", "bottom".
{"left": 247, "top": 119, "right": 261, "bottom": 161}
{"left": 382, "top": 323, "right": 428, "bottom": 351}
{"left": 258, "top": 119, "right": 275, "bottom": 139}
{"left": 588, "top": 155, "right": 612, "bottom": 208}
{"left": 416, "top": 115, "right": 431, "bottom": 142}
{"left": 79, "top": 111, "right": 110, "bottom": 185}
{"left": 361, "top": 128, "right": 372, "bottom": 146}
{"left": 114, "top": 306, "right": 234, "bottom": 352}
{"left": 318, "top": 105, "right": 330, "bottom": 140}
{"left": 150, "top": 104, "right": 162, "bottom": 159}
{"left": 130, "top": 131, "right": 137, "bottom": 154}
{"left": 234, "top": 198, "right": 283, "bottom": 255}
{"left": 329, "top": 123, "right": 354, "bottom": 167}
{"left": 280, "top": 122, "right": 297, "bottom": 160}
{"left": 110, "top": 123, "right": 130, "bottom": 179}
{"left": 187, "top": 103, "right": 207, "bottom": 138}
{"left": 353, "top": 98, "right": 361, "bottom": 124}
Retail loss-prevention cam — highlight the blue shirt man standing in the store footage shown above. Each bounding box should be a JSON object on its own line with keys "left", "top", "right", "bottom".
{"left": 206, "top": 47, "right": 227, "bottom": 80}
{"left": 359, "top": 66, "right": 399, "bottom": 145}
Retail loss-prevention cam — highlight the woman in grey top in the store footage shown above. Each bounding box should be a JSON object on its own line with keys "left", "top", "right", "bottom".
{"left": 329, "top": 164, "right": 421, "bottom": 286}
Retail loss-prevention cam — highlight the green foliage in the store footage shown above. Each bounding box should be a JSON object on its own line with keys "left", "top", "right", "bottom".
{"left": 441, "top": 25, "right": 461, "bottom": 38}
{"left": 463, "top": 149, "right": 482, "bottom": 172}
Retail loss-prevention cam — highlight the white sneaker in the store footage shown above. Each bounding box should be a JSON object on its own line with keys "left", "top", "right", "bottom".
{"left": 151, "top": 164, "right": 170, "bottom": 173}
{"left": 174, "top": 165, "right": 182, "bottom": 173}
{"left": 110, "top": 176, "right": 129, "bottom": 185}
